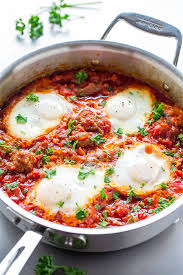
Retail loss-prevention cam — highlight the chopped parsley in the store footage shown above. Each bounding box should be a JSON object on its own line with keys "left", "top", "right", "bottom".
{"left": 127, "top": 215, "right": 136, "bottom": 224}
{"left": 45, "top": 169, "right": 56, "bottom": 179}
{"left": 90, "top": 134, "right": 105, "bottom": 146}
{"left": 152, "top": 101, "right": 165, "bottom": 121}
{"left": 154, "top": 197, "right": 175, "bottom": 213}
{"left": 161, "top": 166, "right": 165, "bottom": 172}
{"left": 141, "top": 182, "right": 146, "bottom": 188}
{"left": 178, "top": 133, "right": 183, "bottom": 142}
{"left": 103, "top": 150, "right": 110, "bottom": 159}
{"left": 76, "top": 203, "right": 89, "bottom": 220}
{"left": 26, "top": 93, "right": 39, "bottom": 102}
{"left": 70, "top": 95, "right": 77, "bottom": 101}
{"left": 28, "top": 15, "right": 43, "bottom": 40}
{"left": 75, "top": 71, "right": 88, "bottom": 84}
{"left": 170, "top": 163, "right": 176, "bottom": 171}
{"left": 107, "top": 86, "right": 112, "bottom": 91}
{"left": 67, "top": 120, "right": 76, "bottom": 136}
{"left": 45, "top": 147, "right": 54, "bottom": 155}
{"left": 131, "top": 205, "right": 141, "bottom": 212}
{"left": 100, "top": 100, "right": 106, "bottom": 106}
{"left": 72, "top": 140, "right": 78, "bottom": 150}
{"left": 5, "top": 181, "right": 20, "bottom": 190}
{"left": 116, "top": 149, "right": 123, "bottom": 157}
{"left": 147, "top": 198, "right": 152, "bottom": 205}
{"left": 126, "top": 186, "right": 138, "bottom": 203}
{"left": 94, "top": 204, "right": 101, "bottom": 210}
{"left": 15, "top": 18, "right": 25, "bottom": 35}
{"left": 106, "top": 166, "right": 114, "bottom": 175}
{"left": 113, "top": 192, "right": 119, "bottom": 199}
{"left": 16, "top": 114, "right": 27, "bottom": 124}
{"left": 99, "top": 220, "right": 109, "bottom": 228}
{"left": 0, "top": 169, "right": 4, "bottom": 175}
{"left": 103, "top": 210, "right": 108, "bottom": 219}
{"left": 104, "top": 175, "right": 110, "bottom": 183}
{"left": 42, "top": 155, "right": 51, "bottom": 164}
{"left": 137, "top": 126, "right": 148, "bottom": 137}
{"left": 78, "top": 167, "right": 95, "bottom": 180}
{"left": 163, "top": 151, "right": 176, "bottom": 157}
{"left": 0, "top": 139, "right": 14, "bottom": 153}
{"left": 24, "top": 188, "right": 28, "bottom": 193}
{"left": 161, "top": 182, "right": 168, "bottom": 190}
{"left": 63, "top": 159, "right": 76, "bottom": 165}
{"left": 100, "top": 188, "right": 106, "bottom": 199}
{"left": 115, "top": 128, "right": 123, "bottom": 136}
{"left": 129, "top": 91, "right": 134, "bottom": 95}
{"left": 56, "top": 201, "right": 64, "bottom": 208}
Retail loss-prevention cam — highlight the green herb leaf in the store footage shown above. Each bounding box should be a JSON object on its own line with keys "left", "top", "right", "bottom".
{"left": 42, "top": 155, "right": 51, "bottom": 164}
{"left": 63, "top": 159, "right": 76, "bottom": 165}
{"left": 126, "top": 186, "right": 138, "bottom": 203}
{"left": 99, "top": 220, "right": 109, "bottom": 228}
{"left": 45, "top": 169, "right": 56, "bottom": 179}
{"left": 72, "top": 140, "right": 78, "bottom": 150}
{"left": 70, "top": 95, "right": 77, "bottom": 101}
{"left": 106, "top": 167, "right": 114, "bottom": 175}
{"left": 147, "top": 198, "right": 152, "bottom": 205}
{"left": 104, "top": 175, "right": 110, "bottom": 183}
{"left": 137, "top": 126, "right": 148, "bottom": 137}
{"left": 76, "top": 203, "right": 89, "bottom": 220}
{"left": 152, "top": 101, "right": 165, "bottom": 122}
{"left": 115, "top": 128, "right": 123, "bottom": 136}
{"left": 56, "top": 200, "right": 64, "bottom": 207}
{"left": 161, "top": 182, "right": 168, "bottom": 190}
{"left": 103, "top": 150, "right": 110, "bottom": 159}
{"left": 116, "top": 149, "right": 123, "bottom": 157}
{"left": 127, "top": 214, "right": 136, "bottom": 224}
{"left": 178, "top": 133, "right": 183, "bottom": 142}
{"left": 26, "top": 93, "right": 39, "bottom": 102}
{"left": 100, "top": 188, "right": 106, "bottom": 199}
{"left": 0, "top": 169, "right": 4, "bottom": 175}
{"left": 130, "top": 205, "right": 141, "bottom": 212}
{"left": 5, "top": 181, "right": 20, "bottom": 190}
{"left": 90, "top": 134, "right": 105, "bottom": 146}
{"left": 75, "top": 71, "right": 88, "bottom": 84}
{"left": 16, "top": 114, "right": 27, "bottom": 124}
{"left": 107, "top": 86, "right": 112, "bottom": 91}
{"left": 16, "top": 18, "right": 26, "bottom": 35}
{"left": 100, "top": 100, "right": 106, "bottom": 106}
{"left": 67, "top": 120, "right": 76, "bottom": 136}
{"left": 94, "top": 204, "right": 101, "bottom": 210}
{"left": 49, "top": 3, "right": 69, "bottom": 27}
{"left": 113, "top": 192, "right": 119, "bottom": 199}
{"left": 28, "top": 15, "right": 43, "bottom": 39}
{"left": 78, "top": 167, "right": 95, "bottom": 180}
{"left": 163, "top": 151, "right": 176, "bottom": 157}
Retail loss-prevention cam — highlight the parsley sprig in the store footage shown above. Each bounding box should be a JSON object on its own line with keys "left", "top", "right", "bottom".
{"left": 15, "top": 0, "right": 101, "bottom": 40}
{"left": 35, "top": 255, "right": 87, "bottom": 275}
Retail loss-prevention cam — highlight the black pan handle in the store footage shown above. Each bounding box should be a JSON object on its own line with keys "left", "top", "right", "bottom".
{"left": 101, "top": 12, "right": 182, "bottom": 66}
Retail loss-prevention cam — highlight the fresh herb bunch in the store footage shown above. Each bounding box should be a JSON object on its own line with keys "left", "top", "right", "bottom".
{"left": 35, "top": 255, "right": 87, "bottom": 275}
{"left": 15, "top": 0, "right": 101, "bottom": 40}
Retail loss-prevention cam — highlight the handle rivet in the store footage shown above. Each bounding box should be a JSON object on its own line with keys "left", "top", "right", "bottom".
{"left": 163, "top": 83, "right": 169, "bottom": 91}
{"left": 13, "top": 217, "right": 21, "bottom": 225}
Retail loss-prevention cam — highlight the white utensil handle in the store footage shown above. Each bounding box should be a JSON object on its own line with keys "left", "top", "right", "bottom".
{"left": 0, "top": 230, "right": 42, "bottom": 275}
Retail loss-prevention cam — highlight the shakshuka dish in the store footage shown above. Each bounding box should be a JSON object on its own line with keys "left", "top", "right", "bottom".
{"left": 0, "top": 69, "right": 183, "bottom": 228}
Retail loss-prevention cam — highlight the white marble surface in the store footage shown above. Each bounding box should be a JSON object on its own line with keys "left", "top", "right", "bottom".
{"left": 1, "top": 0, "right": 183, "bottom": 274}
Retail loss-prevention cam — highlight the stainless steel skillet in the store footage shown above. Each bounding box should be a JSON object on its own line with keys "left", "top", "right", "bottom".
{"left": 0, "top": 12, "right": 183, "bottom": 275}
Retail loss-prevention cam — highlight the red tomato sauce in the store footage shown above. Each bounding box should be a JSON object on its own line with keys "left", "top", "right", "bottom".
{"left": 0, "top": 69, "right": 183, "bottom": 228}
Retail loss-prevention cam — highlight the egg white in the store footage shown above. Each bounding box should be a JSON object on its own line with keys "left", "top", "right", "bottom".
{"left": 105, "top": 87, "right": 153, "bottom": 134}
{"left": 111, "top": 143, "right": 171, "bottom": 196}
{"left": 8, "top": 92, "right": 73, "bottom": 139}
{"left": 28, "top": 165, "right": 105, "bottom": 215}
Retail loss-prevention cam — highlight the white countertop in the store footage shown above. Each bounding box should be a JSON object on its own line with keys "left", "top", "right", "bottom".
{"left": 1, "top": 0, "right": 183, "bottom": 274}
